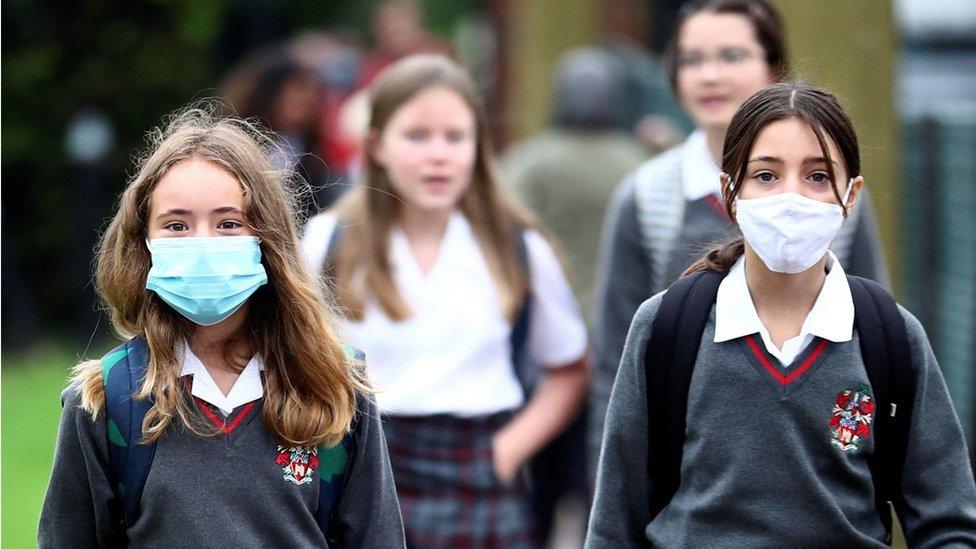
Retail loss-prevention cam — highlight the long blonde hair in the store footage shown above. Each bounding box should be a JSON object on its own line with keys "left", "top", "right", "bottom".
{"left": 72, "top": 105, "right": 367, "bottom": 447}
{"left": 330, "top": 54, "right": 536, "bottom": 322}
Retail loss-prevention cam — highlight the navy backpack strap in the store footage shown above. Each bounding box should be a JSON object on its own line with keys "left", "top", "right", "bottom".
{"left": 510, "top": 227, "right": 534, "bottom": 394}
{"left": 316, "top": 345, "right": 365, "bottom": 539}
{"left": 848, "top": 275, "right": 916, "bottom": 540}
{"left": 644, "top": 269, "right": 723, "bottom": 518}
{"left": 322, "top": 218, "right": 347, "bottom": 278}
{"left": 102, "top": 336, "right": 155, "bottom": 539}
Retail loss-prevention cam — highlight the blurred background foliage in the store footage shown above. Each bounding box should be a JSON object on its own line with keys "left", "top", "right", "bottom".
{"left": 1, "top": 0, "right": 479, "bottom": 351}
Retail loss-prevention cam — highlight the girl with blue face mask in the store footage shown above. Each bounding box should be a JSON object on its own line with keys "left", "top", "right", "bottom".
{"left": 587, "top": 83, "right": 976, "bottom": 547}
{"left": 39, "top": 106, "right": 405, "bottom": 547}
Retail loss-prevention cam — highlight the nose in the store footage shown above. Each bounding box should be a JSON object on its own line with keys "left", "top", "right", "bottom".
{"left": 427, "top": 136, "right": 451, "bottom": 162}
{"left": 782, "top": 174, "right": 805, "bottom": 196}
{"left": 190, "top": 223, "right": 219, "bottom": 238}
{"left": 698, "top": 59, "right": 722, "bottom": 82}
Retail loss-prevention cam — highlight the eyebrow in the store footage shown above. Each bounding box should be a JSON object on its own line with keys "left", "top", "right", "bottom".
{"left": 155, "top": 207, "right": 244, "bottom": 220}
{"left": 747, "top": 155, "right": 838, "bottom": 166}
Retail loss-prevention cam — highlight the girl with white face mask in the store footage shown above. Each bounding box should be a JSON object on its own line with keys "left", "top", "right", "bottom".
{"left": 590, "top": 0, "right": 890, "bottom": 480}
{"left": 588, "top": 83, "right": 976, "bottom": 547}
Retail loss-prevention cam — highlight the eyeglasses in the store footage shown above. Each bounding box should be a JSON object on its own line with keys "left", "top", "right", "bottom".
{"left": 676, "top": 47, "right": 760, "bottom": 69}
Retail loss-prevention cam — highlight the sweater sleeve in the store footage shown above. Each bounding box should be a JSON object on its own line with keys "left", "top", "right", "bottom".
{"left": 590, "top": 175, "right": 655, "bottom": 480}
{"left": 585, "top": 294, "right": 662, "bottom": 548}
{"left": 38, "top": 386, "right": 118, "bottom": 549}
{"left": 896, "top": 306, "right": 976, "bottom": 547}
{"left": 331, "top": 392, "right": 405, "bottom": 548}
{"left": 845, "top": 188, "right": 890, "bottom": 289}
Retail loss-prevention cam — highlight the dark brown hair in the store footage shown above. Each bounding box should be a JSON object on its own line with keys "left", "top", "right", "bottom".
{"left": 666, "top": 0, "right": 789, "bottom": 93}
{"left": 685, "top": 82, "right": 861, "bottom": 275}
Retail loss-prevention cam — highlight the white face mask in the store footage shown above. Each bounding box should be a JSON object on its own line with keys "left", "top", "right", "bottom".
{"left": 734, "top": 182, "right": 852, "bottom": 274}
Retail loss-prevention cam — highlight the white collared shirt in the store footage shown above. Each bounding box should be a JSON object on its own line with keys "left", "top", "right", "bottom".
{"left": 301, "top": 211, "right": 587, "bottom": 416}
{"left": 679, "top": 130, "right": 723, "bottom": 201}
{"left": 180, "top": 341, "right": 265, "bottom": 416}
{"left": 713, "top": 251, "right": 854, "bottom": 367}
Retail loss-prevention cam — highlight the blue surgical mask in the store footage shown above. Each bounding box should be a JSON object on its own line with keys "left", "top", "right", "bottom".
{"left": 146, "top": 236, "right": 268, "bottom": 326}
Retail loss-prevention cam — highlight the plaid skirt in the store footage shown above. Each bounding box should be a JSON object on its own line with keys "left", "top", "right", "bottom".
{"left": 382, "top": 412, "right": 537, "bottom": 549}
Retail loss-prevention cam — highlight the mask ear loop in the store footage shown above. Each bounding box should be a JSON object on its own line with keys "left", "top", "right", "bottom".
{"left": 841, "top": 178, "right": 854, "bottom": 207}
{"left": 721, "top": 172, "right": 735, "bottom": 194}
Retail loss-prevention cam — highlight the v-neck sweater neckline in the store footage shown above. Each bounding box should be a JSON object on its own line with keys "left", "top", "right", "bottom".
{"left": 740, "top": 334, "right": 833, "bottom": 394}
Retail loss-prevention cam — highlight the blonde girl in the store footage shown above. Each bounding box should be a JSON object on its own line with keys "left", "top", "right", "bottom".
{"left": 39, "top": 106, "right": 404, "bottom": 547}
{"left": 302, "top": 55, "right": 588, "bottom": 547}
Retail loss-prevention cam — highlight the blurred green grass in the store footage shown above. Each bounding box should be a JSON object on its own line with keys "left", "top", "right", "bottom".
{"left": 2, "top": 347, "right": 76, "bottom": 548}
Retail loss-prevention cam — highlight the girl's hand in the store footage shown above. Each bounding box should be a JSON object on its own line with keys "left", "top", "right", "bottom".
{"left": 491, "top": 429, "right": 523, "bottom": 485}
{"left": 489, "top": 356, "right": 589, "bottom": 486}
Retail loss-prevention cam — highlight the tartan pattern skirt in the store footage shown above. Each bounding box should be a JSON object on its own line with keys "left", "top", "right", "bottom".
{"left": 382, "top": 412, "right": 537, "bottom": 548}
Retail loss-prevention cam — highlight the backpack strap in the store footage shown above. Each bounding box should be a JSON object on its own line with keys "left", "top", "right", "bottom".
{"left": 644, "top": 269, "right": 724, "bottom": 518}
{"left": 315, "top": 344, "right": 364, "bottom": 540}
{"left": 322, "top": 219, "right": 347, "bottom": 278}
{"left": 102, "top": 336, "right": 155, "bottom": 540}
{"left": 848, "top": 275, "right": 916, "bottom": 541}
{"left": 509, "top": 227, "right": 535, "bottom": 394}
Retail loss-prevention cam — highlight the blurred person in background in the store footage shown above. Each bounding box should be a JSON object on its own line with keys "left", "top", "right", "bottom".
{"left": 289, "top": 31, "right": 365, "bottom": 203}
{"left": 302, "top": 55, "right": 588, "bottom": 548}
{"left": 356, "top": 0, "right": 453, "bottom": 89}
{"left": 501, "top": 47, "right": 648, "bottom": 541}
{"left": 590, "top": 0, "right": 889, "bottom": 483}
{"left": 220, "top": 48, "right": 335, "bottom": 215}
{"left": 504, "top": 47, "right": 649, "bottom": 328}
{"left": 601, "top": 0, "right": 690, "bottom": 150}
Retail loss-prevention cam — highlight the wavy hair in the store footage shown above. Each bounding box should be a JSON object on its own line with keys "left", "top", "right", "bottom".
{"left": 72, "top": 104, "right": 368, "bottom": 447}
{"left": 329, "top": 54, "right": 537, "bottom": 322}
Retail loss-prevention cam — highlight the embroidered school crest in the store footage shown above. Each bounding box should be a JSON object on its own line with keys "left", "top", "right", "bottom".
{"left": 829, "top": 386, "right": 875, "bottom": 452}
{"left": 275, "top": 445, "right": 320, "bottom": 485}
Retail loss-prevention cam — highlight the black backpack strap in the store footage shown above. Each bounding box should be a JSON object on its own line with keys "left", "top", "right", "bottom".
{"left": 848, "top": 275, "right": 916, "bottom": 541}
{"left": 644, "top": 269, "right": 724, "bottom": 518}
{"left": 103, "top": 336, "right": 155, "bottom": 542}
{"left": 510, "top": 227, "right": 534, "bottom": 394}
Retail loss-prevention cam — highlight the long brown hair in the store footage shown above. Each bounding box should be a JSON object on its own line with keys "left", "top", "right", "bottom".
{"left": 330, "top": 54, "right": 536, "bottom": 322}
{"left": 685, "top": 82, "right": 861, "bottom": 275}
{"left": 666, "top": 0, "right": 790, "bottom": 93}
{"left": 72, "top": 104, "right": 368, "bottom": 447}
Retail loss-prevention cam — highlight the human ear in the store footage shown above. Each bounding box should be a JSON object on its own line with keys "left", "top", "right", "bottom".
{"left": 720, "top": 172, "right": 735, "bottom": 208}
{"left": 367, "top": 130, "right": 386, "bottom": 168}
{"left": 843, "top": 176, "right": 864, "bottom": 211}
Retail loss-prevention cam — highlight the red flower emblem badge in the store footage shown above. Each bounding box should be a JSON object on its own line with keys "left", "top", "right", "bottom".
{"left": 275, "top": 445, "right": 320, "bottom": 485}
{"left": 829, "top": 386, "right": 874, "bottom": 452}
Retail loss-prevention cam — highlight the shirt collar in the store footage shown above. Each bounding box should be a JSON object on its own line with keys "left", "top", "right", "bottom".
{"left": 679, "top": 130, "right": 722, "bottom": 201}
{"left": 713, "top": 251, "right": 854, "bottom": 344}
{"left": 179, "top": 341, "right": 265, "bottom": 416}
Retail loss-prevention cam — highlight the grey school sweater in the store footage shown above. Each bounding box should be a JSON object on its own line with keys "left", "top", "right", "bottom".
{"left": 38, "top": 386, "right": 405, "bottom": 548}
{"left": 589, "top": 149, "right": 890, "bottom": 483}
{"left": 587, "top": 293, "right": 976, "bottom": 548}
